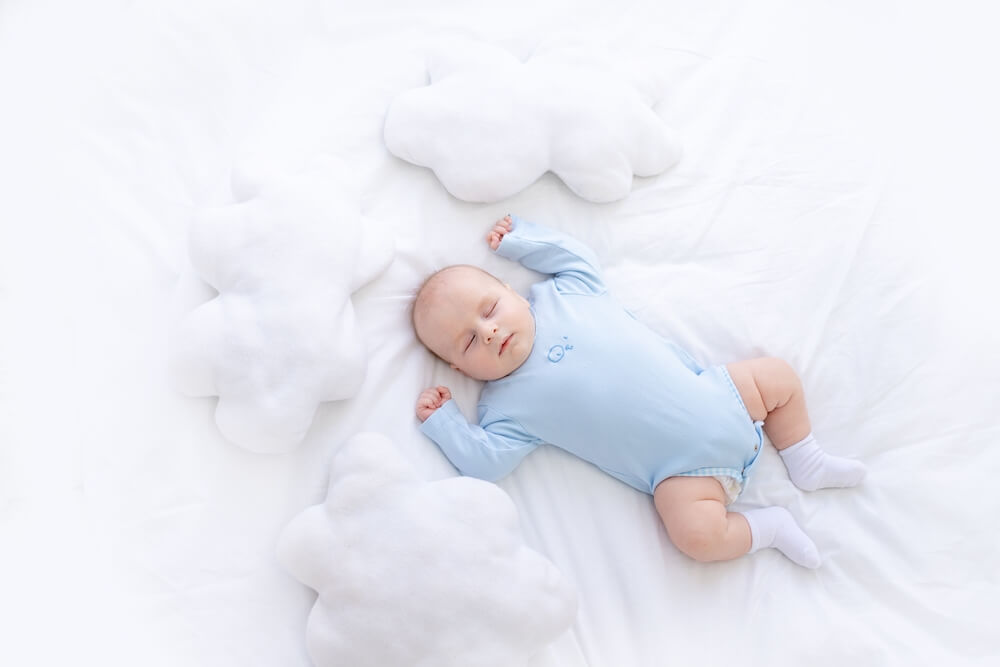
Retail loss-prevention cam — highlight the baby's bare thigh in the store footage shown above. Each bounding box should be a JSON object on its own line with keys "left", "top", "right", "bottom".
{"left": 653, "top": 476, "right": 727, "bottom": 519}
{"left": 654, "top": 476, "right": 753, "bottom": 561}
{"left": 726, "top": 357, "right": 781, "bottom": 422}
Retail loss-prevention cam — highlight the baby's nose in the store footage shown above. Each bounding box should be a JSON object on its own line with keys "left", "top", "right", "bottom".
{"left": 480, "top": 323, "right": 498, "bottom": 343}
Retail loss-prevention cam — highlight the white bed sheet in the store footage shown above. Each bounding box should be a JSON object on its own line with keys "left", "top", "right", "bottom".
{"left": 2, "top": 1, "right": 998, "bottom": 665}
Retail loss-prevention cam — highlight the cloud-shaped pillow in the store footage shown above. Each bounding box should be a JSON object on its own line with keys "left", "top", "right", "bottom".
{"left": 384, "top": 40, "right": 682, "bottom": 203}
{"left": 170, "top": 160, "right": 393, "bottom": 453}
{"left": 277, "top": 432, "right": 578, "bottom": 667}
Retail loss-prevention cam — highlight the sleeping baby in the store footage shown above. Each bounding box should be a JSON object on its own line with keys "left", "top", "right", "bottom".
{"left": 413, "top": 215, "right": 866, "bottom": 568}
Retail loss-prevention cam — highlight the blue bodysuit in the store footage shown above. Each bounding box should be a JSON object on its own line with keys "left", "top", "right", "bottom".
{"left": 420, "top": 216, "right": 764, "bottom": 496}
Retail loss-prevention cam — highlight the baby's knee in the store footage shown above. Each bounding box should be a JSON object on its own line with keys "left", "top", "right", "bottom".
{"left": 667, "top": 506, "right": 728, "bottom": 562}
{"left": 759, "top": 357, "right": 802, "bottom": 395}
{"left": 761, "top": 356, "right": 797, "bottom": 381}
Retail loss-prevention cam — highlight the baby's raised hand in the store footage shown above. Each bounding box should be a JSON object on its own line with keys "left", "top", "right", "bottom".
{"left": 486, "top": 215, "right": 513, "bottom": 250}
{"left": 416, "top": 385, "right": 452, "bottom": 422}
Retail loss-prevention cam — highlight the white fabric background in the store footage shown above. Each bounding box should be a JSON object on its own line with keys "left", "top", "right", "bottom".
{"left": 1, "top": 1, "right": 998, "bottom": 665}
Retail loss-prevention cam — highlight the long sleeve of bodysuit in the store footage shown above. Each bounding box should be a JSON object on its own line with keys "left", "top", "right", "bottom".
{"left": 501, "top": 214, "right": 702, "bottom": 375}
{"left": 497, "top": 215, "right": 606, "bottom": 295}
{"left": 419, "top": 400, "right": 541, "bottom": 481}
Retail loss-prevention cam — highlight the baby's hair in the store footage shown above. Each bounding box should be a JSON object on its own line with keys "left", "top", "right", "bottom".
{"left": 410, "top": 264, "right": 503, "bottom": 356}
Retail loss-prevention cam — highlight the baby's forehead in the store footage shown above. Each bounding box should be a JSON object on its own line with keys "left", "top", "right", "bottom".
{"left": 441, "top": 264, "right": 493, "bottom": 282}
{"left": 424, "top": 265, "right": 496, "bottom": 298}
{"left": 435, "top": 265, "right": 477, "bottom": 283}
{"left": 414, "top": 265, "right": 496, "bottom": 326}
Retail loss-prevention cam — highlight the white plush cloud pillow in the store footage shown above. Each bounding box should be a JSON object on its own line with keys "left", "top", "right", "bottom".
{"left": 170, "top": 159, "right": 393, "bottom": 453}
{"left": 384, "top": 40, "right": 682, "bottom": 203}
{"left": 277, "top": 432, "right": 578, "bottom": 667}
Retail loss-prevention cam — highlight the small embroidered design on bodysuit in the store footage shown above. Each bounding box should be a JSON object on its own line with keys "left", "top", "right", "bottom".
{"left": 547, "top": 336, "right": 573, "bottom": 363}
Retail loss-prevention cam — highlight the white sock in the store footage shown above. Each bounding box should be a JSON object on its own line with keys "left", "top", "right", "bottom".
{"left": 741, "top": 507, "right": 821, "bottom": 569}
{"left": 778, "top": 433, "right": 867, "bottom": 492}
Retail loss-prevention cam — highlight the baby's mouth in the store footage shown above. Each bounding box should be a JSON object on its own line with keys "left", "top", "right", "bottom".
{"left": 499, "top": 333, "right": 513, "bottom": 356}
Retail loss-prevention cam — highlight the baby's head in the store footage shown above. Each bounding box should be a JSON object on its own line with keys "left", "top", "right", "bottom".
{"left": 412, "top": 265, "right": 535, "bottom": 381}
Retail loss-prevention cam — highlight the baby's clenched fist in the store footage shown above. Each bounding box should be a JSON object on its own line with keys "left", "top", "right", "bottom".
{"left": 416, "top": 385, "right": 452, "bottom": 422}
{"left": 486, "top": 215, "right": 513, "bottom": 250}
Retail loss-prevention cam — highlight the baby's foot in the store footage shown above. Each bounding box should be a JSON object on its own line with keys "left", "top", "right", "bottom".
{"left": 741, "top": 506, "right": 821, "bottom": 569}
{"left": 778, "top": 434, "right": 867, "bottom": 491}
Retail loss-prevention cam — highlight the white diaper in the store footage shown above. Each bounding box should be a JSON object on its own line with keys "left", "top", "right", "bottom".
{"left": 714, "top": 475, "right": 744, "bottom": 505}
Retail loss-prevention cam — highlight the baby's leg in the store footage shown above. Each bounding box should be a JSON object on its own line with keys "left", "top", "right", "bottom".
{"left": 726, "top": 357, "right": 809, "bottom": 447}
{"left": 727, "top": 357, "right": 866, "bottom": 490}
{"left": 654, "top": 476, "right": 751, "bottom": 562}
{"left": 654, "top": 476, "right": 820, "bottom": 567}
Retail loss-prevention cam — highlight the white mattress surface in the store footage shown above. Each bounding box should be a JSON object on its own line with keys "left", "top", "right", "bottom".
{"left": 2, "top": 1, "right": 998, "bottom": 665}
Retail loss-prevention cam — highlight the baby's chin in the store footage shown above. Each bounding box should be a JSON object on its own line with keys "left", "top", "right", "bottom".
{"left": 492, "top": 350, "right": 532, "bottom": 380}
{"left": 471, "top": 367, "right": 515, "bottom": 382}
{"left": 467, "top": 355, "right": 530, "bottom": 382}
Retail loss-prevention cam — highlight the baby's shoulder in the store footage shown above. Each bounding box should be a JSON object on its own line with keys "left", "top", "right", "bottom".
{"left": 480, "top": 369, "right": 531, "bottom": 404}
{"left": 528, "top": 278, "right": 555, "bottom": 301}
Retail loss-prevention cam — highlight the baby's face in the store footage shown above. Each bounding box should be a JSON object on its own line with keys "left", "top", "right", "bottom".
{"left": 416, "top": 267, "right": 535, "bottom": 381}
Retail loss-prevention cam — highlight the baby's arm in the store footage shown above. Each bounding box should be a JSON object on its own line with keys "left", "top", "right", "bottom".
{"left": 488, "top": 214, "right": 605, "bottom": 295}
{"left": 415, "top": 386, "right": 540, "bottom": 482}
